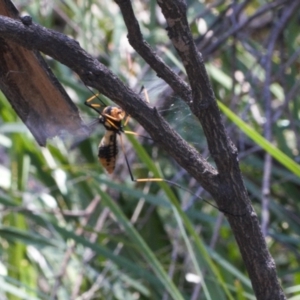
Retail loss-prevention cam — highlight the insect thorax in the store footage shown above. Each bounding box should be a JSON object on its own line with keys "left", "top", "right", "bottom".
{"left": 99, "top": 106, "right": 125, "bottom": 132}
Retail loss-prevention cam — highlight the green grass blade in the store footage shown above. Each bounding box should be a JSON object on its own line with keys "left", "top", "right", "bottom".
{"left": 98, "top": 187, "right": 185, "bottom": 300}
{"left": 218, "top": 101, "right": 300, "bottom": 177}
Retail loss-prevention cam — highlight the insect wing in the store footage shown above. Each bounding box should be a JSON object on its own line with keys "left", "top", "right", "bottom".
{"left": 69, "top": 118, "right": 99, "bottom": 150}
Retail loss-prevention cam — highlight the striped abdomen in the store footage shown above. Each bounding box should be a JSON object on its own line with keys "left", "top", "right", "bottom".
{"left": 98, "top": 130, "right": 118, "bottom": 174}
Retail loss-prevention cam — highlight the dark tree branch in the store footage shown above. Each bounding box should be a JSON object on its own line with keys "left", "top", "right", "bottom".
{"left": 157, "top": 0, "right": 237, "bottom": 175}
{"left": 114, "top": 0, "right": 192, "bottom": 106}
{"left": 0, "top": 15, "right": 217, "bottom": 190}
{"left": 0, "top": 2, "right": 287, "bottom": 299}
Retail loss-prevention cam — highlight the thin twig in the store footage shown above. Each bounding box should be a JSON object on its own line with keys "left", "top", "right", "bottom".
{"left": 202, "top": 0, "right": 288, "bottom": 56}
{"left": 260, "top": 0, "right": 300, "bottom": 236}
{"left": 51, "top": 196, "right": 100, "bottom": 298}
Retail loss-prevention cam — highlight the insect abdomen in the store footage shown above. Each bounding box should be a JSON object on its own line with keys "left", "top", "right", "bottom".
{"left": 98, "top": 131, "right": 118, "bottom": 174}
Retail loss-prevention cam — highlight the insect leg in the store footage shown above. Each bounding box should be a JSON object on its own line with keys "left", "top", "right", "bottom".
{"left": 85, "top": 94, "right": 103, "bottom": 114}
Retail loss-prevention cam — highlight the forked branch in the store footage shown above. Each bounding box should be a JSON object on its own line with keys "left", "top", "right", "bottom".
{"left": 0, "top": 1, "right": 287, "bottom": 298}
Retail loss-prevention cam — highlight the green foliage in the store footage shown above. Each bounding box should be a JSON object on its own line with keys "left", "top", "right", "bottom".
{"left": 0, "top": 0, "right": 300, "bottom": 299}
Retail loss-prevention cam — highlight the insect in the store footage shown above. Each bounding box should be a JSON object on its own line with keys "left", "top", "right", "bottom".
{"left": 84, "top": 93, "right": 140, "bottom": 179}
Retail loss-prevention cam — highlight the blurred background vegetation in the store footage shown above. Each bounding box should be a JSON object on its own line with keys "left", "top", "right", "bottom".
{"left": 0, "top": 0, "right": 300, "bottom": 299}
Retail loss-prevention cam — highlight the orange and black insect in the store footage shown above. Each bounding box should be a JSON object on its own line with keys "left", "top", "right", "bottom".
{"left": 84, "top": 94, "right": 137, "bottom": 178}
{"left": 84, "top": 92, "right": 173, "bottom": 184}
